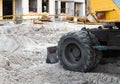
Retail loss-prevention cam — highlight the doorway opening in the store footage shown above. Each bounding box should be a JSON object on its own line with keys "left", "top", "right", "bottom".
{"left": 74, "top": 3, "right": 79, "bottom": 16}
{"left": 29, "top": 0, "right": 37, "bottom": 12}
{"left": 55, "top": 1, "right": 58, "bottom": 18}
{"left": 42, "top": 0, "right": 49, "bottom": 12}
{"left": 3, "top": 0, "right": 13, "bottom": 19}
{"left": 61, "top": 2, "right": 66, "bottom": 13}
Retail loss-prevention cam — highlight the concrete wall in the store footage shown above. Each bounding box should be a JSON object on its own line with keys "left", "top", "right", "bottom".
{"left": 0, "top": 0, "right": 2, "bottom": 19}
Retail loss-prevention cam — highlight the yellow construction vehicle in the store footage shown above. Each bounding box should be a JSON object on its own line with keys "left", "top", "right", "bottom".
{"left": 87, "top": 0, "right": 120, "bottom": 27}
{"left": 56, "top": 0, "right": 120, "bottom": 72}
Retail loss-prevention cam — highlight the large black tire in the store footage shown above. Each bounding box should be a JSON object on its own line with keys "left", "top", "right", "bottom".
{"left": 89, "top": 32, "right": 102, "bottom": 67}
{"left": 58, "top": 30, "right": 102, "bottom": 72}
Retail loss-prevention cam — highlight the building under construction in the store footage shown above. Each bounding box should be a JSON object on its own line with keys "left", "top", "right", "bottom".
{"left": 0, "top": 0, "right": 85, "bottom": 20}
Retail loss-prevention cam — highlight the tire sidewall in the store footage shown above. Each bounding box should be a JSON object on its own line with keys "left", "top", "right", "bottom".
{"left": 58, "top": 35, "right": 91, "bottom": 71}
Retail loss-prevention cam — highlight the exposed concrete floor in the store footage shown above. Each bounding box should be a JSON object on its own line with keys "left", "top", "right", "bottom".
{"left": 0, "top": 21, "right": 120, "bottom": 84}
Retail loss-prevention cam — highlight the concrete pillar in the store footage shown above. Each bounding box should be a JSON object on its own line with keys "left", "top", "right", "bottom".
{"left": 78, "top": 3, "right": 85, "bottom": 17}
{"left": 0, "top": 0, "right": 2, "bottom": 20}
{"left": 68, "top": 2, "right": 74, "bottom": 16}
{"left": 22, "top": 0, "right": 29, "bottom": 14}
{"left": 82, "top": 2, "right": 85, "bottom": 16}
{"left": 58, "top": 0, "right": 61, "bottom": 14}
{"left": 15, "top": 0, "right": 22, "bottom": 16}
{"left": 37, "top": 0, "right": 42, "bottom": 14}
{"left": 49, "top": 0, "right": 55, "bottom": 21}
{"left": 49, "top": 0, "right": 55, "bottom": 14}
{"left": 22, "top": 0, "right": 29, "bottom": 19}
{"left": 15, "top": 0, "right": 22, "bottom": 23}
{"left": 66, "top": 2, "right": 68, "bottom": 14}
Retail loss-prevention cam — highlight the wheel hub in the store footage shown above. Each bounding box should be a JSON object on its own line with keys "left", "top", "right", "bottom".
{"left": 65, "top": 44, "right": 81, "bottom": 63}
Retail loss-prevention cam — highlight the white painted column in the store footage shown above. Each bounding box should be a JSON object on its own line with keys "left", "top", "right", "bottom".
{"left": 66, "top": 2, "right": 68, "bottom": 14}
{"left": 58, "top": 0, "right": 61, "bottom": 14}
{"left": 68, "top": 2, "right": 74, "bottom": 16}
{"left": 22, "top": 0, "right": 29, "bottom": 19}
{"left": 0, "top": 0, "right": 3, "bottom": 19}
{"left": 49, "top": 0, "right": 55, "bottom": 21}
{"left": 82, "top": 2, "right": 85, "bottom": 16}
{"left": 37, "top": 0, "right": 42, "bottom": 14}
{"left": 49, "top": 0, "right": 55, "bottom": 14}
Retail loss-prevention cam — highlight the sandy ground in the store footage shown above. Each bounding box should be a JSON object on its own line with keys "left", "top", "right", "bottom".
{"left": 0, "top": 21, "right": 120, "bottom": 84}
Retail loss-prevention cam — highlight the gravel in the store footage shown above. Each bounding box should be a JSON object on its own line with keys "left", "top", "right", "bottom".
{"left": 0, "top": 21, "right": 120, "bottom": 84}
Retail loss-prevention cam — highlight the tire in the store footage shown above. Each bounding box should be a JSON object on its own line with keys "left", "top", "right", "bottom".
{"left": 58, "top": 30, "right": 102, "bottom": 72}
{"left": 89, "top": 33, "right": 102, "bottom": 67}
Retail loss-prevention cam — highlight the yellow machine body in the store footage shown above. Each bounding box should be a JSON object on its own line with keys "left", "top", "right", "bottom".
{"left": 90, "top": 0, "right": 120, "bottom": 22}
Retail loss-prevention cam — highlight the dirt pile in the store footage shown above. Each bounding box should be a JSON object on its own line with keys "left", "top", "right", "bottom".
{"left": 0, "top": 22, "right": 119, "bottom": 84}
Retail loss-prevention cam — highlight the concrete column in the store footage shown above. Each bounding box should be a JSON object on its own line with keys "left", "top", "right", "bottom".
{"left": 65, "top": 2, "right": 68, "bottom": 14}
{"left": 49, "top": 0, "right": 55, "bottom": 14}
{"left": 49, "top": 0, "right": 55, "bottom": 21}
{"left": 15, "top": 0, "right": 23, "bottom": 23}
{"left": 22, "top": 0, "right": 29, "bottom": 14}
{"left": 68, "top": 2, "right": 74, "bottom": 16}
{"left": 37, "top": 0, "right": 42, "bottom": 14}
{"left": 15, "top": 0, "right": 22, "bottom": 15}
{"left": 0, "top": 0, "right": 2, "bottom": 20}
{"left": 22, "top": 0, "right": 29, "bottom": 18}
{"left": 82, "top": 2, "right": 85, "bottom": 16}
{"left": 78, "top": 3, "right": 85, "bottom": 17}
{"left": 58, "top": 0, "right": 61, "bottom": 14}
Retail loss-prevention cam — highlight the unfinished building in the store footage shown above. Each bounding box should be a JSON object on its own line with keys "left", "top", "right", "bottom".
{"left": 0, "top": 0, "right": 55, "bottom": 20}
{"left": 0, "top": 0, "right": 85, "bottom": 20}
{"left": 55, "top": 0, "right": 85, "bottom": 16}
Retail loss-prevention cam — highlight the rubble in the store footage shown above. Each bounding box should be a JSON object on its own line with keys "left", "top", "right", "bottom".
{"left": 0, "top": 21, "right": 119, "bottom": 84}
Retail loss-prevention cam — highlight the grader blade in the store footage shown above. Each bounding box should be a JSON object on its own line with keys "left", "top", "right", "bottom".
{"left": 46, "top": 46, "right": 58, "bottom": 64}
